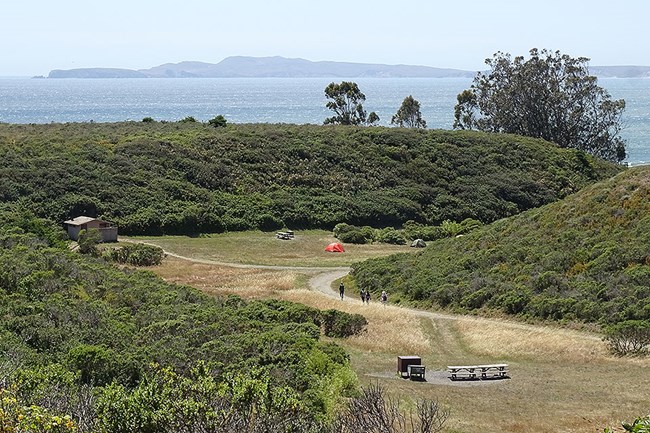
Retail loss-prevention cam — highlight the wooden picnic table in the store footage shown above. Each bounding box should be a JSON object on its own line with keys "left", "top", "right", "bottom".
{"left": 447, "top": 363, "right": 508, "bottom": 380}
{"left": 276, "top": 230, "right": 295, "bottom": 240}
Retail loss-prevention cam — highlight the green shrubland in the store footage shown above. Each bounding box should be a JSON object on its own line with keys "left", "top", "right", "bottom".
{"left": 0, "top": 122, "right": 621, "bottom": 235}
{"left": 0, "top": 212, "right": 363, "bottom": 431}
{"left": 352, "top": 166, "right": 650, "bottom": 330}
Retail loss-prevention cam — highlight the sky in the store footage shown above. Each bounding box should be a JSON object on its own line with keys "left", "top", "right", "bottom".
{"left": 2, "top": 0, "right": 649, "bottom": 76}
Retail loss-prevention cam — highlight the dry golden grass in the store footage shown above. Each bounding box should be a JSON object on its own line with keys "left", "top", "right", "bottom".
{"left": 154, "top": 257, "right": 431, "bottom": 355}
{"left": 283, "top": 291, "right": 433, "bottom": 355}
{"left": 148, "top": 255, "right": 650, "bottom": 433}
{"left": 452, "top": 316, "right": 606, "bottom": 363}
{"left": 151, "top": 257, "right": 302, "bottom": 299}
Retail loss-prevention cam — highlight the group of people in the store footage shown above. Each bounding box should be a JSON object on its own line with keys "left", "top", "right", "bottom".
{"left": 339, "top": 283, "right": 388, "bottom": 305}
{"left": 346, "top": 287, "right": 387, "bottom": 305}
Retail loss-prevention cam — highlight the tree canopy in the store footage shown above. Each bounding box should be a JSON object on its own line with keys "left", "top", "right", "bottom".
{"left": 324, "top": 81, "right": 378, "bottom": 125}
{"left": 453, "top": 48, "right": 627, "bottom": 162}
{"left": 391, "top": 95, "right": 427, "bottom": 129}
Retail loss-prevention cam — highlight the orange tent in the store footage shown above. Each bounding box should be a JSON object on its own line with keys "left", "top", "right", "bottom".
{"left": 325, "top": 242, "right": 345, "bottom": 252}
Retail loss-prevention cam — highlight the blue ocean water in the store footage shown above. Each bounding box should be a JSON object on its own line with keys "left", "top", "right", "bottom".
{"left": 0, "top": 77, "right": 648, "bottom": 165}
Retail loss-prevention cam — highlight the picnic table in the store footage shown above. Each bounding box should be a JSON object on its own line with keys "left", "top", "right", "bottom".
{"left": 447, "top": 364, "right": 508, "bottom": 380}
{"left": 276, "top": 231, "right": 294, "bottom": 240}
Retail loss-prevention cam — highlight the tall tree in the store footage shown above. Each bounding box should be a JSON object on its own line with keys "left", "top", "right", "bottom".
{"left": 367, "top": 111, "right": 380, "bottom": 126}
{"left": 453, "top": 48, "right": 626, "bottom": 162}
{"left": 391, "top": 95, "right": 427, "bottom": 128}
{"left": 324, "top": 81, "right": 378, "bottom": 125}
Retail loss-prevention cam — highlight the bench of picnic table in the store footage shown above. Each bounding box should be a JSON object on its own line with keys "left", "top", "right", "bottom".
{"left": 447, "top": 364, "right": 508, "bottom": 380}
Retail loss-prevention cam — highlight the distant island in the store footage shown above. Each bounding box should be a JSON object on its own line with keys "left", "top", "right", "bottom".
{"left": 46, "top": 56, "right": 650, "bottom": 79}
{"left": 47, "top": 56, "right": 476, "bottom": 79}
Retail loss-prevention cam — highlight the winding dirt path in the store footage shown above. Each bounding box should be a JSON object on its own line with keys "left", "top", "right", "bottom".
{"left": 121, "top": 238, "right": 601, "bottom": 342}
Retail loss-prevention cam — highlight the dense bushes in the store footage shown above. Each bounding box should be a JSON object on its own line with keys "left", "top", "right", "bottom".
{"left": 0, "top": 122, "right": 621, "bottom": 236}
{"left": 0, "top": 214, "right": 362, "bottom": 430}
{"left": 104, "top": 243, "right": 165, "bottom": 266}
{"left": 320, "top": 309, "right": 368, "bottom": 337}
{"left": 604, "top": 320, "right": 650, "bottom": 356}
{"left": 333, "top": 219, "right": 483, "bottom": 245}
{"left": 352, "top": 167, "right": 650, "bottom": 327}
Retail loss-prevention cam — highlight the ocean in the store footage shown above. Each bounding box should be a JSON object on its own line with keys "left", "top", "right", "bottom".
{"left": 0, "top": 77, "right": 648, "bottom": 165}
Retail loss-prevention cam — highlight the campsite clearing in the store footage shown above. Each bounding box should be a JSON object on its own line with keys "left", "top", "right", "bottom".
{"left": 128, "top": 230, "right": 415, "bottom": 267}
{"left": 143, "top": 232, "right": 650, "bottom": 433}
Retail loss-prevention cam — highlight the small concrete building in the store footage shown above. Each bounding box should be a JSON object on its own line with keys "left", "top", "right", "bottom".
{"left": 64, "top": 216, "right": 118, "bottom": 242}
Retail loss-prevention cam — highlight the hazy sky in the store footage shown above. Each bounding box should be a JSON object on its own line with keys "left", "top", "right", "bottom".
{"left": 2, "top": 0, "right": 648, "bottom": 76}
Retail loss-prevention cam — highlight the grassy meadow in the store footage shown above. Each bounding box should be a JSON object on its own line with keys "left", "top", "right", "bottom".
{"left": 147, "top": 234, "right": 650, "bottom": 433}
{"left": 128, "top": 229, "right": 415, "bottom": 267}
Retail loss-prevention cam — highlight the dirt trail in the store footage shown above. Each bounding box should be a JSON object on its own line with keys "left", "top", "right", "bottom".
{"left": 122, "top": 238, "right": 601, "bottom": 343}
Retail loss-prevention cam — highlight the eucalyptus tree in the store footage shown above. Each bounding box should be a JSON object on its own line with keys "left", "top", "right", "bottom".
{"left": 391, "top": 95, "right": 427, "bottom": 128}
{"left": 454, "top": 48, "right": 626, "bottom": 162}
{"left": 324, "top": 81, "right": 379, "bottom": 125}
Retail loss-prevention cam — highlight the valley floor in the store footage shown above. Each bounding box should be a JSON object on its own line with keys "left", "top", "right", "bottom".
{"left": 137, "top": 238, "right": 649, "bottom": 433}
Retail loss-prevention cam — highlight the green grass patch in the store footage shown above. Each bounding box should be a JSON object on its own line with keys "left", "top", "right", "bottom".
{"left": 130, "top": 230, "right": 415, "bottom": 267}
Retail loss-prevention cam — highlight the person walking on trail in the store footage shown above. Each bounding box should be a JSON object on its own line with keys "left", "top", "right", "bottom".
{"left": 339, "top": 282, "right": 345, "bottom": 300}
{"left": 360, "top": 288, "right": 366, "bottom": 303}
{"left": 365, "top": 290, "right": 371, "bottom": 303}
{"left": 381, "top": 290, "right": 388, "bottom": 306}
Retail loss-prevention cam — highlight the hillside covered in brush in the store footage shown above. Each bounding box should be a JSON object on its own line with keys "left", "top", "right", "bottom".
{"left": 0, "top": 122, "right": 621, "bottom": 235}
{"left": 352, "top": 166, "right": 650, "bottom": 324}
{"left": 0, "top": 211, "right": 360, "bottom": 431}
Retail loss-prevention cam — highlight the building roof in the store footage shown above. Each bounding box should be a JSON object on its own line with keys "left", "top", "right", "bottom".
{"left": 64, "top": 216, "right": 103, "bottom": 226}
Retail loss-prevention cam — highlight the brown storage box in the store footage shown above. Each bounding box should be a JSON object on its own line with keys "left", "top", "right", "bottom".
{"left": 397, "top": 356, "right": 421, "bottom": 373}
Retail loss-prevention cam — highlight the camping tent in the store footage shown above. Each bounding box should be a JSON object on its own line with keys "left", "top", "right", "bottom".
{"left": 325, "top": 242, "right": 345, "bottom": 252}
{"left": 410, "top": 239, "right": 426, "bottom": 248}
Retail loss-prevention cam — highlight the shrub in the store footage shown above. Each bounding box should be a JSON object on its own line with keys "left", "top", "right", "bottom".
{"left": 605, "top": 414, "right": 650, "bottom": 433}
{"left": 604, "top": 320, "right": 650, "bottom": 356}
{"left": 440, "top": 220, "right": 464, "bottom": 237}
{"left": 338, "top": 229, "right": 369, "bottom": 244}
{"left": 498, "top": 290, "right": 530, "bottom": 315}
{"left": 66, "top": 344, "right": 119, "bottom": 386}
{"left": 320, "top": 309, "right": 367, "bottom": 337}
{"left": 208, "top": 115, "right": 227, "bottom": 128}
{"left": 333, "top": 223, "right": 352, "bottom": 238}
{"left": 77, "top": 229, "right": 101, "bottom": 256}
{"left": 376, "top": 227, "right": 406, "bottom": 245}
{"left": 402, "top": 220, "right": 426, "bottom": 240}
{"left": 256, "top": 213, "right": 284, "bottom": 231}
{"left": 459, "top": 218, "right": 483, "bottom": 233}
{"left": 334, "top": 223, "right": 374, "bottom": 244}
{"left": 104, "top": 243, "right": 165, "bottom": 266}
{"left": 0, "top": 387, "right": 76, "bottom": 433}
{"left": 461, "top": 289, "right": 492, "bottom": 310}
{"left": 317, "top": 342, "right": 350, "bottom": 365}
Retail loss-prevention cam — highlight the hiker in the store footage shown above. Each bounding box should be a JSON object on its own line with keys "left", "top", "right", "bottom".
{"left": 381, "top": 290, "right": 388, "bottom": 305}
{"left": 339, "top": 282, "right": 345, "bottom": 300}
{"left": 360, "top": 288, "right": 366, "bottom": 303}
{"left": 365, "top": 290, "right": 371, "bottom": 303}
